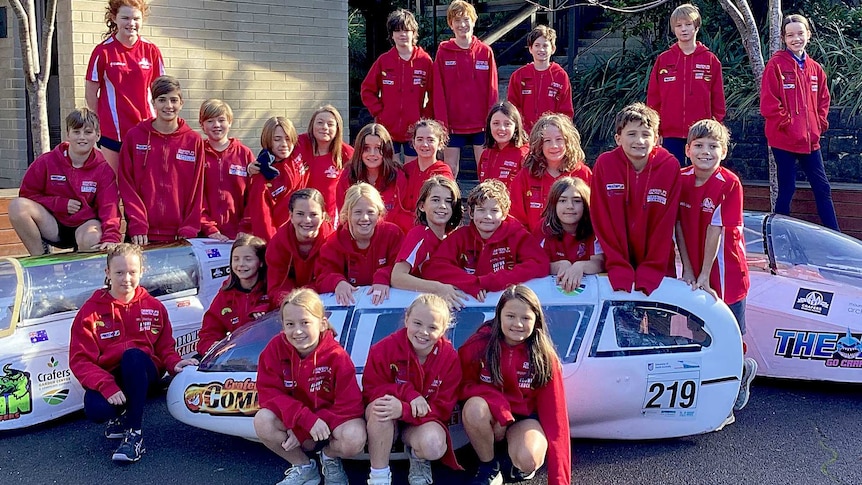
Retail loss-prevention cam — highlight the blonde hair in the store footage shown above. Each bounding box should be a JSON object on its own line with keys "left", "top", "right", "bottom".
{"left": 260, "top": 116, "right": 298, "bottom": 153}
{"left": 307, "top": 105, "right": 346, "bottom": 169}
{"left": 405, "top": 294, "right": 453, "bottom": 329}
{"left": 280, "top": 288, "right": 332, "bottom": 333}
{"left": 524, "top": 114, "right": 585, "bottom": 177}
{"left": 670, "top": 3, "right": 701, "bottom": 30}
{"left": 339, "top": 182, "right": 386, "bottom": 225}
{"left": 66, "top": 107, "right": 100, "bottom": 133}
{"left": 199, "top": 98, "right": 233, "bottom": 124}
{"left": 447, "top": 0, "right": 477, "bottom": 24}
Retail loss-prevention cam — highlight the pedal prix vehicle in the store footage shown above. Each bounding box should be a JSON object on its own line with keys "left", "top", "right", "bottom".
{"left": 0, "top": 239, "right": 232, "bottom": 430}
{"left": 742, "top": 212, "right": 862, "bottom": 383}
{"left": 168, "top": 275, "right": 744, "bottom": 447}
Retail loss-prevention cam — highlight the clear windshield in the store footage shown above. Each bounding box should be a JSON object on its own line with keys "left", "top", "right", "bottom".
{"left": 0, "top": 259, "right": 22, "bottom": 337}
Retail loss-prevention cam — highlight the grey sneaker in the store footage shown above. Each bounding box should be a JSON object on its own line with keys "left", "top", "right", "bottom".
{"left": 367, "top": 471, "right": 392, "bottom": 485}
{"left": 735, "top": 358, "right": 758, "bottom": 411}
{"left": 318, "top": 452, "right": 348, "bottom": 485}
{"left": 104, "top": 414, "right": 125, "bottom": 439}
{"left": 716, "top": 412, "right": 735, "bottom": 431}
{"left": 111, "top": 429, "right": 145, "bottom": 462}
{"left": 470, "top": 461, "right": 502, "bottom": 485}
{"left": 407, "top": 446, "right": 433, "bottom": 485}
{"left": 276, "top": 461, "right": 321, "bottom": 485}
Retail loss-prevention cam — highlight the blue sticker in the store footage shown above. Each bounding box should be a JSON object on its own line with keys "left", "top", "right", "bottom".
{"left": 30, "top": 330, "right": 49, "bottom": 344}
{"left": 206, "top": 248, "right": 221, "bottom": 259}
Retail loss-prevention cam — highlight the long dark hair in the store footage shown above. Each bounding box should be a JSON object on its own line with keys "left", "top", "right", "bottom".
{"left": 225, "top": 234, "right": 267, "bottom": 291}
{"left": 540, "top": 176, "right": 593, "bottom": 241}
{"left": 347, "top": 123, "right": 400, "bottom": 188}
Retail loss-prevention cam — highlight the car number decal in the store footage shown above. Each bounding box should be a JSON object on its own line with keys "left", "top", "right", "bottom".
{"left": 642, "top": 360, "right": 700, "bottom": 417}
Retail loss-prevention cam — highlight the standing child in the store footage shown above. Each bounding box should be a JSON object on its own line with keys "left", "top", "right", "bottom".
{"left": 294, "top": 105, "right": 354, "bottom": 221}
{"left": 119, "top": 75, "right": 205, "bottom": 245}
{"left": 646, "top": 3, "right": 726, "bottom": 166}
{"left": 509, "top": 113, "right": 592, "bottom": 232}
{"left": 266, "top": 188, "right": 334, "bottom": 306}
{"left": 760, "top": 14, "right": 839, "bottom": 231}
{"left": 197, "top": 235, "right": 270, "bottom": 356}
{"left": 391, "top": 176, "right": 467, "bottom": 310}
{"left": 69, "top": 244, "right": 198, "bottom": 462}
{"left": 478, "top": 102, "right": 529, "bottom": 187}
{"left": 506, "top": 25, "right": 574, "bottom": 134}
{"left": 424, "top": 180, "right": 549, "bottom": 301}
{"left": 432, "top": 0, "right": 498, "bottom": 177}
{"left": 199, "top": 99, "right": 254, "bottom": 241}
{"left": 11, "top": 107, "right": 121, "bottom": 255}
{"left": 536, "top": 177, "right": 604, "bottom": 293}
{"left": 254, "top": 288, "right": 366, "bottom": 485}
{"left": 591, "top": 102, "right": 681, "bottom": 295}
{"left": 361, "top": 9, "right": 433, "bottom": 161}
{"left": 363, "top": 294, "right": 463, "bottom": 485}
{"left": 459, "top": 285, "right": 570, "bottom": 485}
{"left": 336, "top": 123, "right": 405, "bottom": 222}
{"left": 242, "top": 116, "right": 305, "bottom": 242}
{"left": 674, "top": 119, "right": 757, "bottom": 419}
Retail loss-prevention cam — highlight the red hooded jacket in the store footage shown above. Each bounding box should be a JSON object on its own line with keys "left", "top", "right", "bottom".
{"left": 19, "top": 142, "right": 121, "bottom": 243}
{"left": 506, "top": 62, "right": 574, "bottom": 134}
{"left": 362, "top": 327, "right": 462, "bottom": 469}
{"left": 69, "top": 287, "right": 182, "bottom": 400}
{"left": 477, "top": 144, "right": 528, "bottom": 187}
{"left": 196, "top": 279, "right": 271, "bottom": 355}
{"left": 257, "top": 330, "right": 364, "bottom": 443}
{"left": 200, "top": 138, "right": 254, "bottom": 239}
{"left": 590, "top": 146, "right": 680, "bottom": 295}
{"left": 508, "top": 164, "right": 593, "bottom": 232}
{"left": 241, "top": 156, "right": 307, "bottom": 242}
{"left": 423, "top": 218, "right": 549, "bottom": 297}
{"left": 361, "top": 46, "right": 434, "bottom": 142}
{"left": 314, "top": 221, "right": 403, "bottom": 292}
{"left": 432, "top": 37, "right": 498, "bottom": 134}
{"left": 534, "top": 223, "right": 600, "bottom": 264}
{"left": 760, "top": 49, "right": 830, "bottom": 154}
{"left": 646, "top": 42, "right": 726, "bottom": 139}
{"left": 390, "top": 159, "right": 454, "bottom": 232}
{"left": 266, "top": 220, "right": 334, "bottom": 305}
{"left": 335, "top": 169, "right": 404, "bottom": 225}
{"left": 119, "top": 118, "right": 205, "bottom": 241}
{"left": 459, "top": 325, "right": 571, "bottom": 485}
{"left": 293, "top": 134, "right": 354, "bottom": 221}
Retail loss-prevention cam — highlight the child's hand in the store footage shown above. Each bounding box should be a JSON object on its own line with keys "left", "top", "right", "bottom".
{"left": 680, "top": 267, "right": 696, "bottom": 287}
{"left": 107, "top": 390, "right": 127, "bottom": 406}
{"left": 251, "top": 312, "right": 266, "bottom": 319}
{"left": 247, "top": 161, "right": 261, "bottom": 176}
{"left": 309, "top": 418, "right": 331, "bottom": 441}
{"left": 437, "top": 283, "right": 467, "bottom": 310}
{"left": 91, "top": 242, "right": 117, "bottom": 252}
{"left": 130, "top": 235, "right": 149, "bottom": 246}
{"left": 694, "top": 274, "right": 718, "bottom": 300}
{"left": 368, "top": 284, "right": 390, "bottom": 305}
{"left": 557, "top": 262, "right": 586, "bottom": 293}
{"left": 67, "top": 199, "right": 82, "bottom": 215}
{"left": 410, "top": 396, "right": 430, "bottom": 418}
{"left": 335, "top": 281, "right": 358, "bottom": 305}
{"left": 281, "top": 430, "right": 300, "bottom": 451}
{"left": 174, "top": 358, "right": 199, "bottom": 373}
{"left": 371, "top": 395, "right": 402, "bottom": 421}
{"left": 208, "top": 232, "right": 231, "bottom": 242}
{"left": 475, "top": 289, "right": 487, "bottom": 303}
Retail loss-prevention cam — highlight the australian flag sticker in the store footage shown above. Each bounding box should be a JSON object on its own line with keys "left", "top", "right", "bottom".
{"left": 206, "top": 248, "right": 221, "bottom": 259}
{"left": 30, "top": 330, "right": 49, "bottom": 343}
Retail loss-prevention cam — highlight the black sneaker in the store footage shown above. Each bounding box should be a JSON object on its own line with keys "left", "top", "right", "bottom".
{"left": 104, "top": 415, "right": 125, "bottom": 439}
{"left": 112, "top": 430, "right": 145, "bottom": 462}
{"left": 470, "top": 460, "right": 502, "bottom": 485}
{"left": 499, "top": 453, "right": 536, "bottom": 482}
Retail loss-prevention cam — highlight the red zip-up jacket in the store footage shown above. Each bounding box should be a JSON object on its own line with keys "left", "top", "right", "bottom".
{"left": 459, "top": 325, "right": 571, "bottom": 485}
{"left": 390, "top": 159, "right": 454, "bottom": 232}
{"left": 760, "top": 49, "right": 830, "bottom": 154}
{"left": 266, "top": 220, "right": 334, "bottom": 305}
{"left": 241, "top": 155, "right": 307, "bottom": 242}
{"left": 396, "top": 225, "right": 444, "bottom": 277}
{"left": 19, "top": 142, "right": 121, "bottom": 243}
{"left": 534, "top": 223, "right": 600, "bottom": 264}
{"left": 590, "top": 146, "right": 680, "bottom": 295}
{"left": 314, "top": 221, "right": 403, "bottom": 292}
{"left": 293, "top": 134, "right": 354, "bottom": 221}
{"left": 196, "top": 279, "right": 271, "bottom": 355}
{"left": 119, "top": 118, "right": 205, "bottom": 241}
{"left": 69, "top": 287, "right": 182, "bottom": 400}
{"left": 257, "top": 330, "right": 364, "bottom": 443}
{"left": 361, "top": 46, "right": 434, "bottom": 142}
{"left": 506, "top": 62, "right": 574, "bottom": 134}
{"left": 335, "top": 169, "right": 404, "bottom": 223}
{"left": 200, "top": 138, "right": 254, "bottom": 239}
{"left": 432, "top": 37, "right": 498, "bottom": 134}
{"left": 362, "top": 327, "right": 462, "bottom": 470}
{"left": 423, "top": 218, "right": 549, "bottom": 297}
{"left": 508, "top": 164, "right": 593, "bottom": 232}
{"left": 477, "top": 144, "right": 528, "bottom": 187}
{"left": 646, "top": 42, "right": 726, "bottom": 139}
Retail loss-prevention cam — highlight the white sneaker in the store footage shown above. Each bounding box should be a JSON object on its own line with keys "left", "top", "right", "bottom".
{"left": 318, "top": 452, "right": 348, "bottom": 485}
{"left": 407, "top": 446, "right": 433, "bottom": 485}
{"left": 367, "top": 471, "right": 392, "bottom": 485}
{"left": 277, "top": 461, "right": 321, "bottom": 485}
{"left": 716, "top": 412, "right": 735, "bottom": 431}
{"left": 735, "top": 358, "right": 758, "bottom": 411}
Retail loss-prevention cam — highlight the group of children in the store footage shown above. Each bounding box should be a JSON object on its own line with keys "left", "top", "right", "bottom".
{"left": 52, "top": 1, "right": 839, "bottom": 483}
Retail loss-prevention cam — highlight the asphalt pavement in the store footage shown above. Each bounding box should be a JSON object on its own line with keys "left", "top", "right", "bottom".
{"left": 1, "top": 378, "right": 861, "bottom": 484}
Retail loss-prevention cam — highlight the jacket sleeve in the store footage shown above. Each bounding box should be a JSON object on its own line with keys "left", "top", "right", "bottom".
{"left": 487, "top": 48, "right": 499, "bottom": 113}
{"left": 178, "top": 137, "right": 206, "bottom": 239}
{"left": 360, "top": 57, "right": 384, "bottom": 118}
{"left": 95, "top": 165, "right": 122, "bottom": 243}
{"left": 431, "top": 54, "right": 449, "bottom": 129}
{"left": 361, "top": 341, "right": 404, "bottom": 403}
{"left": 536, "top": 361, "right": 572, "bottom": 485}
{"left": 817, "top": 64, "right": 831, "bottom": 132}
{"left": 759, "top": 59, "right": 790, "bottom": 129}
{"left": 507, "top": 172, "right": 530, "bottom": 227}
{"left": 314, "top": 352, "right": 365, "bottom": 426}
{"left": 69, "top": 304, "right": 121, "bottom": 399}
{"left": 199, "top": 169, "right": 220, "bottom": 237}
{"left": 477, "top": 232, "right": 550, "bottom": 292}
{"left": 19, "top": 158, "right": 67, "bottom": 215}
{"left": 118, "top": 136, "right": 149, "bottom": 237}
{"left": 634, "top": 165, "right": 681, "bottom": 295}
{"left": 314, "top": 238, "right": 348, "bottom": 293}
{"left": 711, "top": 55, "right": 727, "bottom": 123}
{"left": 240, "top": 175, "right": 273, "bottom": 240}
{"left": 196, "top": 289, "right": 230, "bottom": 355}
{"left": 151, "top": 301, "right": 182, "bottom": 372}
{"left": 256, "top": 341, "right": 320, "bottom": 440}
{"left": 646, "top": 56, "right": 662, "bottom": 112}
{"left": 266, "top": 231, "right": 295, "bottom": 305}
{"left": 507, "top": 69, "right": 523, "bottom": 117}
{"left": 402, "top": 348, "right": 462, "bottom": 427}
{"left": 457, "top": 338, "right": 514, "bottom": 425}
{"left": 372, "top": 226, "right": 403, "bottom": 286}
{"left": 423, "top": 232, "right": 482, "bottom": 297}
{"left": 590, "top": 156, "right": 635, "bottom": 291}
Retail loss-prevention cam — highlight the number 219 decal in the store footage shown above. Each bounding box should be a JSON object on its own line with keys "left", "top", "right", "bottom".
{"left": 642, "top": 362, "right": 700, "bottom": 417}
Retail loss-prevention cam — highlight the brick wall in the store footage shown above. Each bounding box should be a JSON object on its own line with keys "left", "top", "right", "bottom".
{"left": 0, "top": 6, "right": 28, "bottom": 188}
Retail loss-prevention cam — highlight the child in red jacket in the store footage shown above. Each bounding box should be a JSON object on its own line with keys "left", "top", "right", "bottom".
{"left": 423, "top": 180, "right": 549, "bottom": 301}
{"left": 506, "top": 25, "right": 574, "bottom": 134}
{"left": 391, "top": 176, "right": 467, "bottom": 310}
{"left": 760, "top": 14, "right": 838, "bottom": 231}
{"left": 363, "top": 294, "right": 463, "bottom": 484}
{"left": 254, "top": 288, "right": 366, "bottom": 485}
{"left": 509, "top": 113, "right": 592, "bottom": 232}
{"left": 243, "top": 116, "right": 306, "bottom": 241}
{"left": 360, "top": 9, "right": 433, "bottom": 161}
{"left": 315, "top": 183, "right": 403, "bottom": 306}
{"left": 591, "top": 103, "right": 681, "bottom": 295}
{"left": 535, "top": 177, "right": 604, "bottom": 293}
{"left": 478, "top": 102, "right": 529, "bottom": 188}
{"left": 266, "top": 188, "right": 334, "bottom": 306}
{"left": 11, "top": 107, "right": 120, "bottom": 255}
{"left": 69, "top": 244, "right": 197, "bottom": 463}
{"left": 432, "top": 0, "right": 498, "bottom": 177}
{"left": 459, "top": 285, "right": 570, "bottom": 485}
{"left": 198, "top": 99, "right": 254, "bottom": 240}
{"left": 646, "top": 3, "right": 726, "bottom": 166}
{"left": 196, "top": 235, "right": 270, "bottom": 356}
{"left": 119, "top": 75, "right": 205, "bottom": 245}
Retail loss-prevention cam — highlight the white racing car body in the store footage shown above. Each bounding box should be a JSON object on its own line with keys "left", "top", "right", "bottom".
{"left": 0, "top": 239, "right": 232, "bottom": 430}
{"left": 167, "top": 275, "right": 743, "bottom": 444}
